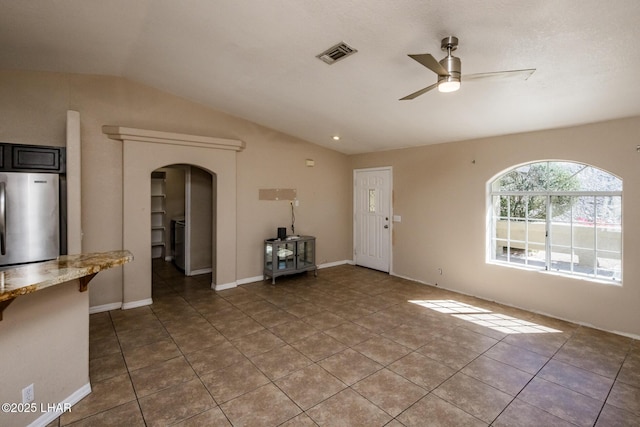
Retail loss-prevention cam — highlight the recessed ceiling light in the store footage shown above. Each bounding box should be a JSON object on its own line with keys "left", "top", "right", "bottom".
{"left": 332, "top": 135, "right": 340, "bottom": 141}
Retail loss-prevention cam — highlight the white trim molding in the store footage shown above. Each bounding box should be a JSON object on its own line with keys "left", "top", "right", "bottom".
{"left": 214, "top": 282, "right": 237, "bottom": 291}
{"left": 89, "top": 302, "right": 122, "bottom": 314}
{"left": 189, "top": 268, "right": 212, "bottom": 276}
{"left": 237, "top": 275, "right": 264, "bottom": 285}
{"left": 235, "top": 261, "right": 351, "bottom": 286}
{"left": 318, "top": 260, "right": 350, "bottom": 269}
{"left": 122, "top": 298, "right": 153, "bottom": 310}
{"left": 28, "top": 382, "right": 91, "bottom": 427}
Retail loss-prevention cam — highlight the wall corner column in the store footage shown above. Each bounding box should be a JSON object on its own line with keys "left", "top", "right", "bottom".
{"left": 66, "top": 110, "right": 82, "bottom": 254}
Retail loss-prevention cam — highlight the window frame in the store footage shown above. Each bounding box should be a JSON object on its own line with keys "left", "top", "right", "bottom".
{"left": 488, "top": 161, "right": 622, "bottom": 284}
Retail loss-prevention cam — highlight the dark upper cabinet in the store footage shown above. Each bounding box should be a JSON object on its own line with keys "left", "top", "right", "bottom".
{"left": 0, "top": 143, "right": 66, "bottom": 173}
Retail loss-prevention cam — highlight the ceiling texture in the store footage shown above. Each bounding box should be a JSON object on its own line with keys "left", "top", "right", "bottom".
{"left": 2, "top": 1, "right": 640, "bottom": 154}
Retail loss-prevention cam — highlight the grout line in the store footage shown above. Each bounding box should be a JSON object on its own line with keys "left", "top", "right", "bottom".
{"left": 592, "top": 339, "right": 634, "bottom": 425}
{"left": 150, "top": 270, "right": 233, "bottom": 425}
{"left": 488, "top": 324, "right": 607, "bottom": 425}
{"left": 83, "top": 260, "right": 638, "bottom": 426}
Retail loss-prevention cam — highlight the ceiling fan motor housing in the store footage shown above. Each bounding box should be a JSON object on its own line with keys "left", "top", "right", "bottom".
{"left": 438, "top": 55, "right": 461, "bottom": 84}
{"left": 439, "top": 36, "right": 461, "bottom": 84}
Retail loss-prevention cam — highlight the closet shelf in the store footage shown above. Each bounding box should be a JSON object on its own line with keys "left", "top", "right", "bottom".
{"left": 151, "top": 171, "right": 167, "bottom": 259}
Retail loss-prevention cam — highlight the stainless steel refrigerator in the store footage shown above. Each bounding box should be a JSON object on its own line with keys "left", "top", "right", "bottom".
{"left": 0, "top": 172, "right": 60, "bottom": 266}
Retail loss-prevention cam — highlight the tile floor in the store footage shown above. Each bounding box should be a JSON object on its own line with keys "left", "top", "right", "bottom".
{"left": 49, "top": 260, "right": 639, "bottom": 426}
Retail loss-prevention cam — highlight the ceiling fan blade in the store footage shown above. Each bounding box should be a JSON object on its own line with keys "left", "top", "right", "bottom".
{"left": 408, "top": 54, "right": 449, "bottom": 76}
{"left": 399, "top": 82, "right": 438, "bottom": 100}
{"left": 464, "top": 68, "right": 536, "bottom": 82}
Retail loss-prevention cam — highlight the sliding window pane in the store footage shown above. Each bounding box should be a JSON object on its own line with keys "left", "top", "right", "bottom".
{"left": 506, "top": 243, "right": 526, "bottom": 265}
{"left": 525, "top": 195, "right": 546, "bottom": 266}
{"left": 503, "top": 196, "right": 526, "bottom": 263}
{"left": 550, "top": 195, "right": 576, "bottom": 274}
{"left": 596, "top": 196, "right": 622, "bottom": 280}
{"left": 572, "top": 196, "right": 596, "bottom": 276}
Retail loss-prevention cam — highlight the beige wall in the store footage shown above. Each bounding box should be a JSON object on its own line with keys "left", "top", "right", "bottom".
{"left": 350, "top": 116, "right": 640, "bottom": 337}
{"left": 236, "top": 124, "right": 352, "bottom": 278}
{"left": 0, "top": 69, "right": 351, "bottom": 306}
{"left": 0, "top": 281, "right": 89, "bottom": 427}
{"left": 2, "top": 68, "right": 637, "bottom": 336}
{"left": 189, "top": 166, "right": 213, "bottom": 272}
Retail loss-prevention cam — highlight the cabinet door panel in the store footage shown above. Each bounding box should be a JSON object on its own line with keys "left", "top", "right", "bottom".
{"left": 297, "top": 239, "right": 315, "bottom": 268}
{"left": 12, "top": 146, "right": 62, "bottom": 171}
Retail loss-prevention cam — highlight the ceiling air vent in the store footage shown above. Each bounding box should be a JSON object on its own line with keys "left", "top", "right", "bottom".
{"left": 316, "top": 42, "right": 357, "bottom": 65}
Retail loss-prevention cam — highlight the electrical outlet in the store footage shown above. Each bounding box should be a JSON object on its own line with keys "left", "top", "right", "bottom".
{"left": 22, "top": 384, "right": 34, "bottom": 404}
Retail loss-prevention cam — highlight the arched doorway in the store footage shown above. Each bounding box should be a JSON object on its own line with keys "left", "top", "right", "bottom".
{"left": 103, "top": 126, "right": 244, "bottom": 309}
{"left": 152, "top": 165, "right": 216, "bottom": 278}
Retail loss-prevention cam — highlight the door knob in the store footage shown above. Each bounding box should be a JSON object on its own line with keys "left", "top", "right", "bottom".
{"left": 384, "top": 225, "right": 389, "bottom": 229}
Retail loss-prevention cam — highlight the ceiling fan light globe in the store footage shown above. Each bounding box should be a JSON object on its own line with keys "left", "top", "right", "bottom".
{"left": 438, "top": 80, "right": 460, "bottom": 93}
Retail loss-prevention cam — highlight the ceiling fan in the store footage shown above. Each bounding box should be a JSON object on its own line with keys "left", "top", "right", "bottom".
{"left": 400, "top": 36, "right": 535, "bottom": 100}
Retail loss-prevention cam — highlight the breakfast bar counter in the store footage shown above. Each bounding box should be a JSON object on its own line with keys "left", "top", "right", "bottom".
{"left": 0, "top": 250, "right": 133, "bottom": 320}
{"left": 0, "top": 250, "right": 133, "bottom": 427}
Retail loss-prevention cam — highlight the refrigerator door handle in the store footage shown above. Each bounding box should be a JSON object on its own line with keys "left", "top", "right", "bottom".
{"left": 0, "top": 182, "right": 5, "bottom": 255}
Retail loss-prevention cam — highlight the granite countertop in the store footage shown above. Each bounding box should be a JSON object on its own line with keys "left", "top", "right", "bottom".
{"left": 0, "top": 250, "right": 133, "bottom": 304}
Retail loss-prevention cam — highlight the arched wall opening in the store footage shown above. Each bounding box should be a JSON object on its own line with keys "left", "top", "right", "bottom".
{"left": 153, "top": 164, "right": 216, "bottom": 278}
{"left": 103, "top": 126, "right": 244, "bottom": 309}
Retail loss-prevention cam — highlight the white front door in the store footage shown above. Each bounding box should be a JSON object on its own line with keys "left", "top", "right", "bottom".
{"left": 354, "top": 167, "right": 391, "bottom": 272}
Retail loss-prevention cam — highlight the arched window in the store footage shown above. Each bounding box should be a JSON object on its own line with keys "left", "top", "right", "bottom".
{"left": 488, "top": 161, "right": 622, "bottom": 283}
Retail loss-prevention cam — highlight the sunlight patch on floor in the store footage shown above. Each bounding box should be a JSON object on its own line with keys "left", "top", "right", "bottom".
{"left": 408, "top": 299, "right": 562, "bottom": 334}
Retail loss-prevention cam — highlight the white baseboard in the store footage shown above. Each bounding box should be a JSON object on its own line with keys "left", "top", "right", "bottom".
{"left": 389, "top": 271, "right": 640, "bottom": 342}
{"left": 89, "top": 302, "right": 122, "bottom": 314}
{"left": 318, "top": 260, "right": 350, "bottom": 269}
{"left": 237, "top": 275, "right": 264, "bottom": 285}
{"left": 28, "top": 382, "right": 91, "bottom": 427}
{"left": 188, "top": 267, "right": 212, "bottom": 276}
{"left": 90, "top": 298, "right": 153, "bottom": 313}
{"left": 235, "top": 262, "right": 350, "bottom": 286}
{"left": 122, "top": 298, "right": 153, "bottom": 310}
{"left": 213, "top": 281, "right": 237, "bottom": 291}
{"left": 390, "top": 272, "right": 430, "bottom": 285}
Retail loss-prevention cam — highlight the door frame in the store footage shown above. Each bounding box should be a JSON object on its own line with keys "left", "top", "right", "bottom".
{"left": 353, "top": 166, "right": 393, "bottom": 273}
{"left": 184, "top": 165, "right": 192, "bottom": 275}
{"left": 183, "top": 165, "right": 215, "bottom": 277}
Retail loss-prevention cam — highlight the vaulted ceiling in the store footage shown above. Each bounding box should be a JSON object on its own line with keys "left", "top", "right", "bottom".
{"left": 2, "top": 1, "right": 639, "bottom": 154}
